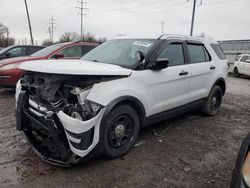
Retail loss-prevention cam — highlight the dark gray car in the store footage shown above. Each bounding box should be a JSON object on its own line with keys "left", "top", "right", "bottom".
{"left": 0, "top": 45, "right": 44, "bottom": 60}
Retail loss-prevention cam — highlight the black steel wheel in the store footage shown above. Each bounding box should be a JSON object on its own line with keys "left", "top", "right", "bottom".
{"left": 202, "top": 85, "right": 223, "bottom": 116}
{"left": 100, "top": 105, "right": 140, "bottom": 158}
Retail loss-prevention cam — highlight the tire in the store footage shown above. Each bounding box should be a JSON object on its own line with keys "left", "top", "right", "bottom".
{"left": 234, "top": 67, "right": 240, "bottom": 77}
{"left": 100, "top": 105, "right": 140, "bottom": 158}
{"left": 202, "top": 85, "right": 223, "bottom": 116}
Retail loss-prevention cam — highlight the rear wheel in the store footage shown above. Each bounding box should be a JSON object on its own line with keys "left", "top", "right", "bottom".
{"left": 100, "top": 105, "right": 140, "bottom": 158}
{"left": 234, "top": 67, "right": 240, "bottom": 77}
{"left": 202, "top": 85, "right": 223, "bottom": 116}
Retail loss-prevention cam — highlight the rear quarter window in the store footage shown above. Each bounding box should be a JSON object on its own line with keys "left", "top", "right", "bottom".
{"left": 210, "top": 43, "right": 226, "bottom": 60}
{"left": 187, "top": 44, "right": 211, "bottom": 63}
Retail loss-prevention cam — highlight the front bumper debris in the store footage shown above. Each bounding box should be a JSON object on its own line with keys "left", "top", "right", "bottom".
{"left": 16, "top": 90, "right": 105, "bottom": 166}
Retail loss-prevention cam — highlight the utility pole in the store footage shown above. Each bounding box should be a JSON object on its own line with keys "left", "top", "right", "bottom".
{"left": 76, "top": 0, "right": 88, "bottom": 40}
{"left": 49, "top": 17, "right": 56, "bottom": 43}
{"left": 190, "top": 0, "right": 197, "bottom": 36}
{"left": 24, "top": 0, "right": 34, "bottom": 45}
{"left": 161, "top": 21, "right": 165, "bottom": 34}
{"left": 48, "top": 27, "right": 52, "bottom": 42}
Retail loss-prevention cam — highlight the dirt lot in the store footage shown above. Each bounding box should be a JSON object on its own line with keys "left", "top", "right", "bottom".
{"left": 0, "top": 75, "right": 250, "bottom": 188}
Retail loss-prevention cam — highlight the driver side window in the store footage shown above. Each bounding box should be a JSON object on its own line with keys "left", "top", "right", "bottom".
{"left": 158, "top": 43, "right": 185, "bottom": 66}
{"left": 56, "top": 45, "right": 82, "bottom": 58}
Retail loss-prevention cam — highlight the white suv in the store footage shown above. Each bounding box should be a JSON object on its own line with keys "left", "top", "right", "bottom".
{"left": 233, "top": 54, "right": 250, "bottom": 77}
{"left": 16, "top": 35, "right": 228, "bottom": 166}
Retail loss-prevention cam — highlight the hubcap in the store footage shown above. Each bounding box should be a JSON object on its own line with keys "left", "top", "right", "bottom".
{"left": 108, "top": 115, "right": 134, "bottom": 148}
{"left": 114, "top": 124, "right": 126, "bottom": 138}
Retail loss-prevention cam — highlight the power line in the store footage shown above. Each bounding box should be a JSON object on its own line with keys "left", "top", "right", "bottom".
{"left": 75, "top": 0, "right": 89, "bottom": 40}
{"left": 32, "top": 0, "right": 73, "bottom": 16}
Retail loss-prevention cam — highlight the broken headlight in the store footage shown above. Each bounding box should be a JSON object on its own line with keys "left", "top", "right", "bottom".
{"left": 66, "top": 87, "right": 102, "bottom": 121}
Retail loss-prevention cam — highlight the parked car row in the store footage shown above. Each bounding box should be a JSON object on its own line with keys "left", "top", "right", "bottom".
{"left": 0, "top": 41, "right": 99, "bottom": 87}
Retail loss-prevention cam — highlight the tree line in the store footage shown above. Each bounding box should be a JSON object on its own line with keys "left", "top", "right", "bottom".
{"left": 0, "top": 23, "right": 15, "bottom": 47}
{"left": 42, "top": 32, "right": 107, "bottom": 46}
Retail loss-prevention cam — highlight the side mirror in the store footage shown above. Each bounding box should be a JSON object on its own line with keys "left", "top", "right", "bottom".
{"left": 53, "top": 54, "right": 64, "bottom": 59}
{"left": 135, "top": 51, "right": 145, "bottom": 63}
{"left": 149, "top": 58, "right": 169, "bottom": 70}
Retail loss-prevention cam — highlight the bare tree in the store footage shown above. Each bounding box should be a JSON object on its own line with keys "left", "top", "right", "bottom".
{"left": 42, "top": 39, "right": 53, "bottom": 46}
{"left": 0, "top": 22, "right": 15, "bottom": 47}
{"left": 59, "top": 32, "right": 80, "bottom": 42}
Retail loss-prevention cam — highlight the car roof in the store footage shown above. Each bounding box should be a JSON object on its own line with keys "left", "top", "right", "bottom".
{"left": 56, "top": 41, "right": 99, "bottom": 47}
{"left": 112, "top": 34, "right": 217, "bottom": 44}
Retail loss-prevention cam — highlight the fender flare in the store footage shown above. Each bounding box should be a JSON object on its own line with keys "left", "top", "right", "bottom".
{"left": 212, "top": 77, "right": 226, "bottom": 95}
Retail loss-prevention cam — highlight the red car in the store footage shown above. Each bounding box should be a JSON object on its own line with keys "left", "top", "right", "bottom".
{"left": 0, "top": 41, "right": 99, "bottom": 87}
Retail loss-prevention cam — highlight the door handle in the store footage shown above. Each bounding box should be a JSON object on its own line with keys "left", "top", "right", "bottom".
{"left": 179, "top": 71, "right": 188, "bottom": 76}
{"left": 210, "top": 66, "right": 216, "bottom": 70}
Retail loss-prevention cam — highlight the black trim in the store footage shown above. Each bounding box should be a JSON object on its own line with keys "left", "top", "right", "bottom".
{"left": 230, "top": 133, "right": 250, "bottom": 188}
{"left": 146, "top": 99, "right": 206, "bottom": 126}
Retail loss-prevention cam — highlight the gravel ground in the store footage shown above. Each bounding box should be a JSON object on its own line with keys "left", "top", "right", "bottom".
{"left": 0, "top": 75, "right": 250, "bottom": 188}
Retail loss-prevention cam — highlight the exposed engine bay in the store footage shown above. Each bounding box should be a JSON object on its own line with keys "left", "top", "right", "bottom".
{"left": 17, "top": 71, "right": 123, "bottom": 166}
{"left": 21, "top": 72, "right": 121, "bottom": 120}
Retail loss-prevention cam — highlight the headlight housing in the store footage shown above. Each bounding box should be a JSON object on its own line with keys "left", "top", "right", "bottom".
{"left": 0, "top": 64, "right": 19, "bottom": 70}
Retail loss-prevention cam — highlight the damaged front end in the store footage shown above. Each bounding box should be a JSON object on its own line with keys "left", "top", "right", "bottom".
{"left": 16, "top": 72, "right": 117, "bottom": 166}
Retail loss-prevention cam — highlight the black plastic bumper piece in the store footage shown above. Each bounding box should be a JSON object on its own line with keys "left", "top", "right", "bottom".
{"left": 16, "top": 91, "right": 78, "bottom": 166}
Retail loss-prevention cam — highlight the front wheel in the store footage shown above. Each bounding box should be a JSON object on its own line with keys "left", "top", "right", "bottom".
{"left": 202, "top": 85, "right": 223, "bottom": 116}
{"left": 100, "top": 105, "right": 140, "bottom": 158}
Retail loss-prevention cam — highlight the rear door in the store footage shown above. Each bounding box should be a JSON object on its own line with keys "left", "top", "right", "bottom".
{"left": 145, "top": 40, "right": 190, "bottom": 116}
{"left": 186, "top": 41, "right": 215, "bottom": 102}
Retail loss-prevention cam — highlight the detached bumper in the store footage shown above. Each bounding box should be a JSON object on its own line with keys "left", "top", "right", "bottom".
{"left": 16, "top": 91, "right": 105, "bottom": 166}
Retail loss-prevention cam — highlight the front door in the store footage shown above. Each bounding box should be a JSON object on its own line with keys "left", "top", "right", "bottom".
{"left": 145, "top": 40, "right": 190, "bottom": 116}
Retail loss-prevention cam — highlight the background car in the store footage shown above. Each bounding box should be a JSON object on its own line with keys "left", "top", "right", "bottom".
{"left": 231, "top": 133, "right": 250, "bottom": 188}
{"left": 0, "top": 41, "right": 99, "bottom": 87}
{"left": 0, "top": 45, "right": 44, "bottom": 60}
{"left": 0, "top": 47, "right": 4, "bottom": 51}
{"left": 233, "top": 54, "right": 250, "bottom": 77}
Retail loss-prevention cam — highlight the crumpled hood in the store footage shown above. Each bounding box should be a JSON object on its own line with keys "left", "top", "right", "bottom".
{"left": 19, "top": 60, "right": 132, "bottom": 76}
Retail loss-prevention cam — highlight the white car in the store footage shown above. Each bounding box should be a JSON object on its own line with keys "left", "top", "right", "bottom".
{"left": 233, "top": 54, "right": 250, "bottom": 77}
{"left": 16, "top": 35, "right": 228, "bottom": 166}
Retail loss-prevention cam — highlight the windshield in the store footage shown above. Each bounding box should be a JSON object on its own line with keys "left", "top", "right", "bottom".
{"left": 0, "top": 45, "right": 14, "bottom": 54}
{"left": 31, "top": 43, "right": 63, "bottom": 57}
{"left": 81, "top": 39, "right": 156, "bottom": 67}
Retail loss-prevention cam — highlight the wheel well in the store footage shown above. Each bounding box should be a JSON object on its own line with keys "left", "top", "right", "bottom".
{"left": 215, "top": 79, "right": 226, "bottom": 95}
{"left": 109, "top": 99, "right": 146, "bottom": 128}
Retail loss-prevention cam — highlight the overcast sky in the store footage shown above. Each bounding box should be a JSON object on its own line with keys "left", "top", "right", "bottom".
{"left": 0, "top": 0, "right": 249, "bottom": 44}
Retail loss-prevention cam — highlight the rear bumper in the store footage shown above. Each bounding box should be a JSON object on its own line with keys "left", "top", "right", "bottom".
{"left": 16, "top": 90, "right": 105, "bottom": 166}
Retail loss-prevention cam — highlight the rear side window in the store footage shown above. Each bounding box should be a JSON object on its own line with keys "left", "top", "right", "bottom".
{"left": 158, "top": 43, "right": 185, "bottom": 66}
{"left": 27, "top": 47, "right": 43, "bottom": 55}
{"left": 210, "top": 43, "right": 226, "bottom": 60}
{"left": 187, "top": 44, "right": 211, "bottom": 63}
{"left": 82, "top": 45, "right": 96, "bottom": 56}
